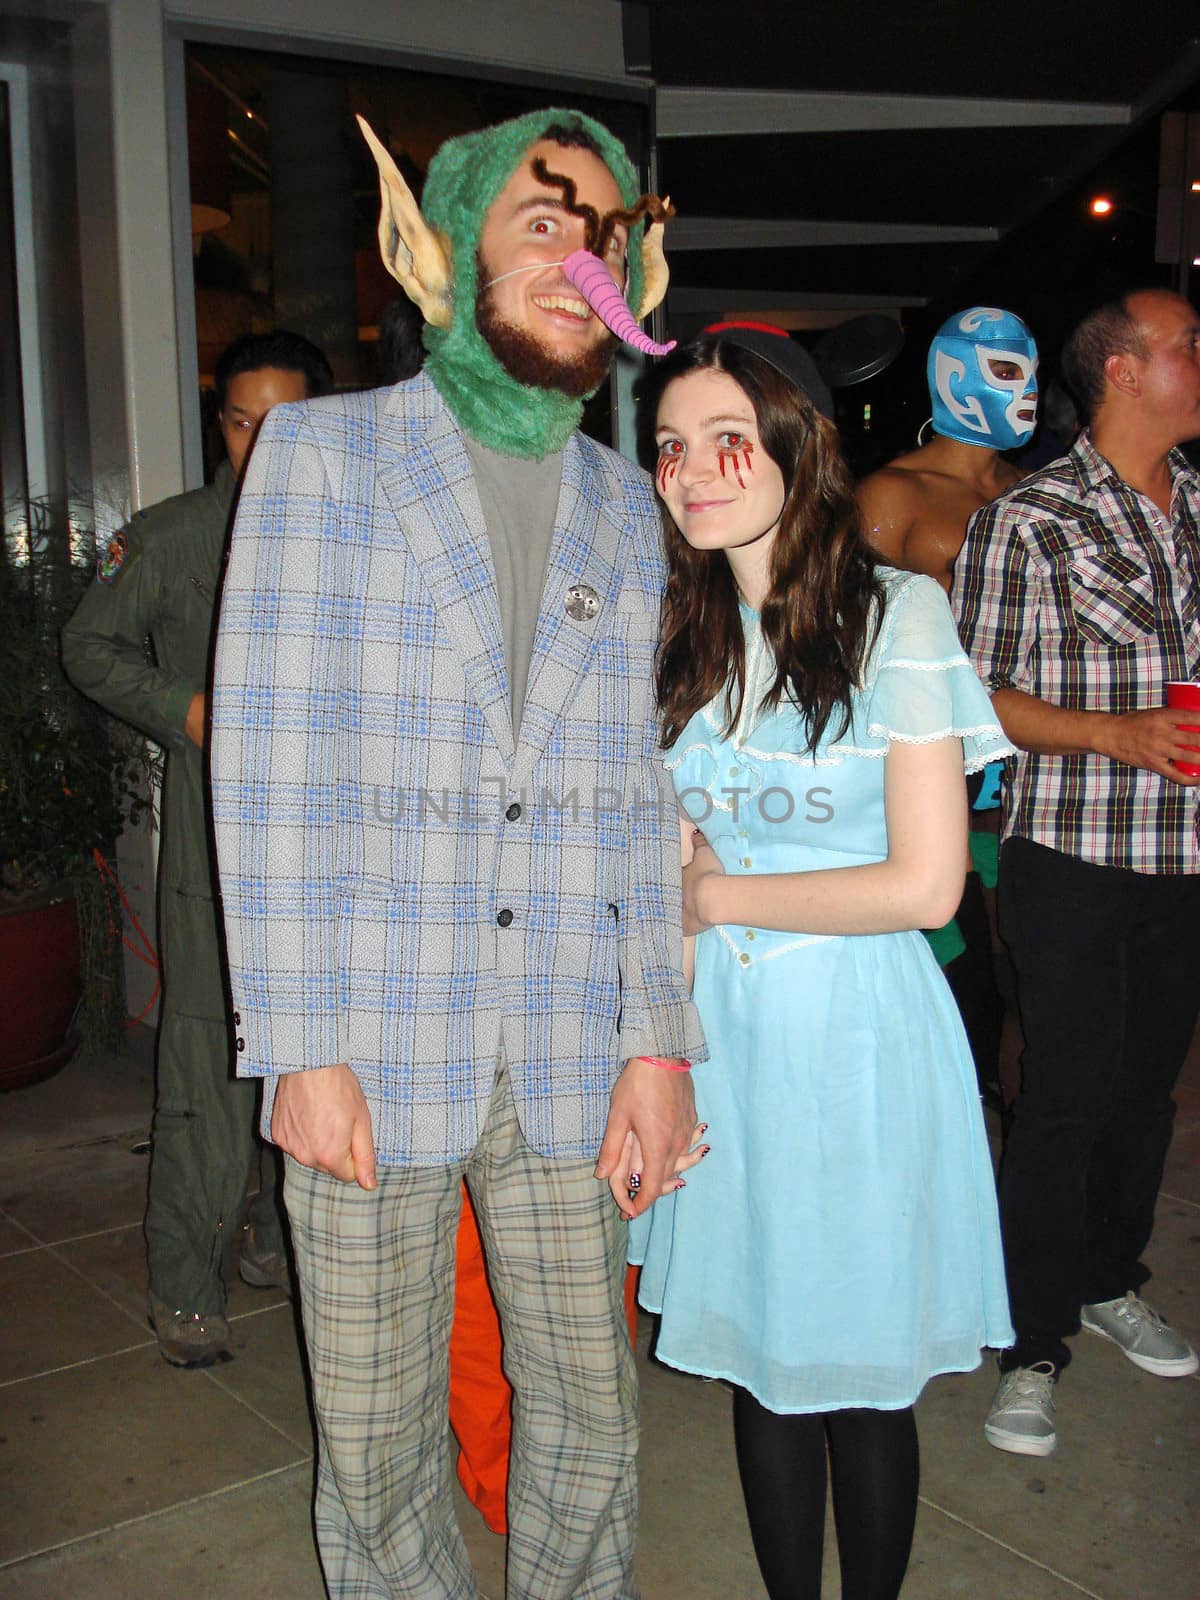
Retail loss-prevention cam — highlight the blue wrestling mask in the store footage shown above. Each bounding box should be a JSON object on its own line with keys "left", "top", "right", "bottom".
{"left": 927, "top": 307, "right": 1038, "bottom": 451}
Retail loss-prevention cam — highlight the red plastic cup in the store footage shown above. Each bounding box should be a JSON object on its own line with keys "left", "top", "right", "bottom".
{"left": 1166, "top": 681, "right": 1200, "bottom": 777}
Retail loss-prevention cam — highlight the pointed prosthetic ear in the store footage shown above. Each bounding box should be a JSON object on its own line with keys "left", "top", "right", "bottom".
{"left": 637, "top": 201, "right": 671, "bottom": 320}
{"left": 356, "top": 115, "right": 453, "bottom": 329}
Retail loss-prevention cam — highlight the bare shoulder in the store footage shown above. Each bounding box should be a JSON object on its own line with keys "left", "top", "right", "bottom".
{"left": 858, "top": 462, "right": 924, "bottom": 528}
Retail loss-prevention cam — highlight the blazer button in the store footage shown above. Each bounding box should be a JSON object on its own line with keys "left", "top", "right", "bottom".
{"left": 496, "top": 908, "right": 514, "bottom": 928}
{"left": 505, "top": 801, "right": 522, "bottom": 821}
{"left": 232, "top": 1010, "right": 241, "bottom": 1025}
{"left": 235, "top": 1037, "right": 246, "bottom": 1052}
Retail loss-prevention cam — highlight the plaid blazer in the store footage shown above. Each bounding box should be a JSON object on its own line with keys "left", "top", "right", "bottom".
{"left": 210, "top": 374, "right": 704, "bottom": 1165}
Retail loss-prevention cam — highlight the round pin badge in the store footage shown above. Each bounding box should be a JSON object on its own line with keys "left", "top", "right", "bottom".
{"left": 565, "top": 584, "right": 601, "bottom": 622}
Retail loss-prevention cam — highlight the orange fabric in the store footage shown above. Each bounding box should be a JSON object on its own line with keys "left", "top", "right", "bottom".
{"left": 450, "top": 1186, "right": 511, "bottom": 1534}
{"left": 450, "top": 1183, "right": 639, "bottom": 1537}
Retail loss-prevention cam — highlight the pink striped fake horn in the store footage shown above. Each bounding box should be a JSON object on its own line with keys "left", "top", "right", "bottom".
{"left": 561, "top": 249, "right": 676, "bottom": 358}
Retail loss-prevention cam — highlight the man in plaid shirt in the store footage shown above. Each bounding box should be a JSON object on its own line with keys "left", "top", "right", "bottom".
{"left": 953, "top": 289, "right": 1200, "bottom": 1458}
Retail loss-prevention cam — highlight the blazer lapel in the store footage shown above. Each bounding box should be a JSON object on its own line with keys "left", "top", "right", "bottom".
{"left": 510, "top": 434, "right": 633, "bottom": 794}
{"left": 376, "top": 380, "right": 514, "bottom": 765}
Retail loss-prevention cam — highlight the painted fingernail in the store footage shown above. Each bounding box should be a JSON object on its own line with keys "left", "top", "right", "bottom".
{"left": 698, "top": 1124, "right": 709, "bottom": 1136}
{"left": 628, "top": 1172, "right": 642, "bottom": 1194}
{"left": 699, "top": 1145, "right": 711, "bottom": 1158}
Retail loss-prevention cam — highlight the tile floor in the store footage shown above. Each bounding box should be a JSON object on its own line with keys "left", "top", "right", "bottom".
{"left": 1, "top": 1023, "right": 1196, "bottom": 1598}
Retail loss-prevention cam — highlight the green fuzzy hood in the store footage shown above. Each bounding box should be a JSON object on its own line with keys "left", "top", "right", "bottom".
{"left": 422, "top": 107, "right": 644, "bottom": 459}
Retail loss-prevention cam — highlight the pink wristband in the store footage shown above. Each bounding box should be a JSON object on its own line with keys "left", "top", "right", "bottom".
{"left": 636, "top": 1055, "right": 692, "bottom": 1072}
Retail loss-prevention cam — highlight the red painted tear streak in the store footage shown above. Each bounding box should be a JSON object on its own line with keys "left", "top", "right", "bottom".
{"left": 717, "top": 442, "right": 753, "bottom": 489}
{"left": 656, "top": 456, "right": 678, "bottom": 493}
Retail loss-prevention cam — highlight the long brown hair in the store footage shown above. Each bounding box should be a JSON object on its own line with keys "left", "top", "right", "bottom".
{"left": 651, "top": 333, "right": 884, "bottom": 752}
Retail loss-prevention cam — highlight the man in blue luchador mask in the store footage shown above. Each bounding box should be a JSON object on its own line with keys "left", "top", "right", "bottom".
{"left": 859, "top": 307, "right": 1039, "bottom": 1111}
{"left": 860, "top": 305, "right": 1039, "bottom": 588}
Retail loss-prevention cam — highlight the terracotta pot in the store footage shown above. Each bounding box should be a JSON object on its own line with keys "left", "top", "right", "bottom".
{"left": 0, "top": 886, "right": 81, "bottom": 1090}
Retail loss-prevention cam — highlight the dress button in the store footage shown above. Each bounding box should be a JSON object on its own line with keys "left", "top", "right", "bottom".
{"left": 235, "top": 1037, "right": 246, "bottom": 1052}
{"left": 728, "top": 766, "right": 739, "bottom": 779}
{"left": 505, "top": 801, "right": 522, "bottom": 821}
{"left": 232, "top": 1010, "right": 241, "bottom": 1025}
{"left": 496, "top": 909, "right": 514, "bottom": 927}
{"left": 738, "top": 952, "right": 751, "bottom": 967}
{"left": 745, "top": 929, "right": 756, "bottom": 942}
{"left": 742, "top": 857, "right": 752, "bottom": 868}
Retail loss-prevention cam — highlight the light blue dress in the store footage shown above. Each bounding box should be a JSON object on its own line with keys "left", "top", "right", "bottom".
{"left": 630, "top": 570, "right": 1015, "bottom": 1412}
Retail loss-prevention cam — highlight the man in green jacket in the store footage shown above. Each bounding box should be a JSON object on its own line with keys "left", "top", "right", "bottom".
{"left": 62, "top": 331, "right": 333, "bottom": 1366}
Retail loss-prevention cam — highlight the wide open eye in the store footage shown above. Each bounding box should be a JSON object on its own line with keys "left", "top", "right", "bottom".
{"left": 717, "top": 431, "right": 748, "bottom": 451}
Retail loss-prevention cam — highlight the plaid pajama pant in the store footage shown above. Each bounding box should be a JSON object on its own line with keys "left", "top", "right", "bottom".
{"left": 284, "top": 1063, "right": 640, "bottom": 1599}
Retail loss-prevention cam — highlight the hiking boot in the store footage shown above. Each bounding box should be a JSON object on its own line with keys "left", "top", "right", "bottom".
{"left": 1080, "top": 1292, "right": 1198, "bottom": 1377}
{"left": 238, "top": 1225, "right": 292, "bottom": 1294}
{"left": 983, "top": 1362, "right": 1058, "bottom": 1456}
{"left": 149, "top": 1295, "right": 233, "bottom": 1369}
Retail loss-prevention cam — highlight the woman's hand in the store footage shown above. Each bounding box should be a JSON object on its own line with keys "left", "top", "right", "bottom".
{"left": 682, "top": 830, "right": 725, "bottom": 935}
{"left": 613, "top": 1123, "right": 711, "bottom": 1216}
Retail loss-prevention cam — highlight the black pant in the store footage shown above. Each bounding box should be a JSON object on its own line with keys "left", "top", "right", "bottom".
{"left": 996, "top": 837, "right": 1200, "bottom": 1372}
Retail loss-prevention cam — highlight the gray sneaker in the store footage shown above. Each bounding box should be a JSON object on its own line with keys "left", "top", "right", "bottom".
{"left": 149, "top": 1295, "right": 233, "bottom": 1369}
{"left": 984, "top": 1362, "right": 1058, "bottom": 1456}
{"left": 237, "top": 1225, "right": 292, "bottom": 1294}
{"left": 1080, "top": 1292, "right": 1199, "bottom": 1377}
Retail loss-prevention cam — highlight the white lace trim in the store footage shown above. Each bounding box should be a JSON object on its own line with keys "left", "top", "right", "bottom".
{"left": 866, "top": 720, "right": 1015, "bottom": 747}
{"left": 880, "top": 654, "right": 978, "bottom": 673}
{"left": 669, "top": 728, "right": 1015, "bottom": 774}
{"left": 715, "top": 926, "right": 833, "bottom": 964}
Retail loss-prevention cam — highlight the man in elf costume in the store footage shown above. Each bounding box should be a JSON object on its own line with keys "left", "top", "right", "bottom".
{"left": 210, "top": 107, "right": 704, "bottom": 1598}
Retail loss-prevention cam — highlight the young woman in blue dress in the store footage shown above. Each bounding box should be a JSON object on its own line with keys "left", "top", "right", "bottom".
{"left": 631, "top": 325, "right": 1013, "bottom": 1600}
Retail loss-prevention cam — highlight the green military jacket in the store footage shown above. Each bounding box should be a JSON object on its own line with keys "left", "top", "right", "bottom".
{"left": 61, "top": 462, "right": 237, "bottom": 1019}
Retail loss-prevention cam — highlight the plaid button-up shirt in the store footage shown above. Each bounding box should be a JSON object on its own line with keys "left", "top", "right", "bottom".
{"left": 952, "top": 431, "right": 1200, "bottom": 875}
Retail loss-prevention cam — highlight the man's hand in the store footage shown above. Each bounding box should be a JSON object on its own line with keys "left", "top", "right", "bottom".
{"left": 271, "top": 1063, "right": 378, "bottom": 1189}
{"left": 1092, "top": 707, "right": 1200, "bottom": 785}
{"left": 681, "top": 833, "right": 725, "bottom": 935}
{"left": 184, "top": 691, "right": 206, "bottom": 748}
{"left": 595, "top": 1057, "right": 697, "bottom": 1220}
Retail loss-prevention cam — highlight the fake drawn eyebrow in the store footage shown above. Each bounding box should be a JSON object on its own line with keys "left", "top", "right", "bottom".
{"left": 530, "top": 157, "right": 666, "bottom": 256}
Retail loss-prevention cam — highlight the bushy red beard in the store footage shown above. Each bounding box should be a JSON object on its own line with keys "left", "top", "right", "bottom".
{"left": 475, "top": 258, "right": 617, "bottom": 398}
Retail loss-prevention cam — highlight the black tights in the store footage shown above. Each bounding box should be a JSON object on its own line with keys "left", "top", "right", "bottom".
{"left": 732, "top": 1387, "right": 919, "bottom": 1600}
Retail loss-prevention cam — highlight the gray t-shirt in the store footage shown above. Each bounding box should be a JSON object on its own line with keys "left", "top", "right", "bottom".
{"left": 463, "top": 434, "right": 563, "bottom": 738}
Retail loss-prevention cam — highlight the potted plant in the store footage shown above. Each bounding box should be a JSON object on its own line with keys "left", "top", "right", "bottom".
{"left": 0, "top": 500, "right": 154, "bottom": 1089}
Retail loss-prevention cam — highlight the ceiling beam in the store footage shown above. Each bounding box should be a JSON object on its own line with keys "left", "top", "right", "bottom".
{"left": 669, "top": 218, "right": 999, "bottom": 250}
{"left": 655, "top": 88, "right": 1131, "bottom": 139}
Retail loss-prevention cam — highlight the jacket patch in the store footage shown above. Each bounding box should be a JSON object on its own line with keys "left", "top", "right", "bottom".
{"left": 97, "top": 530, "right": 129, "bottom": 584}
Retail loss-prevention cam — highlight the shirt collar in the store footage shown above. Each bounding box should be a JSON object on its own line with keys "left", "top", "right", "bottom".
{"left": 1070, "top": 429, "right": 1200, "bottom": 502}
